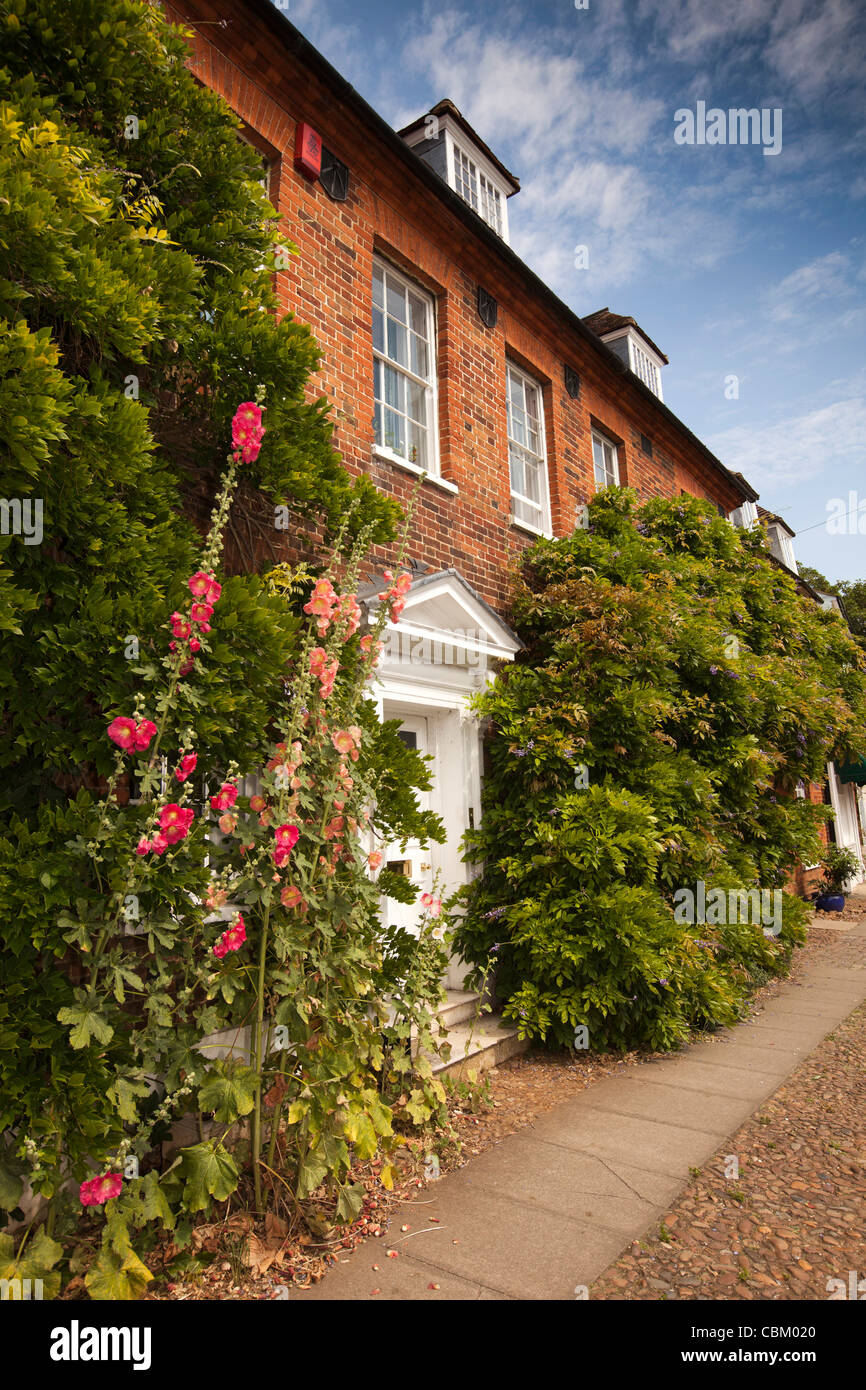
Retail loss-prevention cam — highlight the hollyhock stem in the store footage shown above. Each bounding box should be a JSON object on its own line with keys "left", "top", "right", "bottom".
{"left": 251, "top": 895, "right": 272, "bottom": 1216}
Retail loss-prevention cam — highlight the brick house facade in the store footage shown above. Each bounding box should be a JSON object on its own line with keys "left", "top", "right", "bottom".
{"left": 164, "top": 0, "right": 861, "bottom": 953}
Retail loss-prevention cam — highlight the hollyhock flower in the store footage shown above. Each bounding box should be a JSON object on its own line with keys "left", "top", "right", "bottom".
{"left": 250, "top": 795, "right": 266, "bottom": 812}
{"left": 188, "top": 572, "right": 212, "bottom": 598}
{"left": 136, "top": 837, "right": 151, "bottom": 856}
{"left": 190, "top": 602, "right": 213, "bottom": 628}
{"left": 218, "top": 813, "right": 237, "bottom": 834}
{"left": 324, "top": 816, "right": 344, "bottom": 840}
{"left": 80, "top": 1173, "right": 123, "bottom": 1207}
{"left": 232, "top": 402, "right": 266, "bottom": 463}
{"left": 150, "top": 832, "right": 169, "bottom": 855}
{"left": 205, "top": 576, "right": 221, "bottom": 605}
{"left": 388, "top": 597, "right": 405, "bottom": 622}
{"left": 210, "top": 783, "right": 238, "bottom": 811}
{"left": 108, "top": 716, "right": 138, "bottom": 750}
{"left": 179, "top": 659, "right": 194, "bottom": 677}
{"left": 275, "top": 823, "right": 300, "bottom": 849}
{"left": 332, "top": 729, "right": 356, "bottom": 756}
{"left": 175, "top": 752, "right": 198, "bottom": 782}
{"left": 170, "top": 611, "right": 192, "bottom": 639}
{"left": 368, "top": 850, "right": 383, "bottom": 871}
{"left": 281, "top": 885, "right": 304, "bottom": 909}
{"left": 159, "top": 804, "right": 195, "bottom": 844}
{"left": 309, "top": 646, "right": 328, "bottom": 676}
{"left": 214, "top": 912, "right": 246, "bottom": 959}
{"left": 360, "top": 634, "right": 383, "bottom": 658}
{"left": 189, "top": 637, "right": 201, "bottom": 653}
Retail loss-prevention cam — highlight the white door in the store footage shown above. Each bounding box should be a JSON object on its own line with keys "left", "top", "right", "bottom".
{"left": 382, "top": 717, "right": 435, "bottom": 935}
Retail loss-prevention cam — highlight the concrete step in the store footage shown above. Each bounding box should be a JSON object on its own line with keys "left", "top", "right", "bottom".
{"left": 431, "top": 1013, "right": 527, "bottom": 1080}
{"left": 438, "top": 989, "right": 481, "bottom": 1029}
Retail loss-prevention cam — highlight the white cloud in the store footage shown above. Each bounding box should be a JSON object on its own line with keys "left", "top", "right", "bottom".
{"left": 706, "top": 388, "right": 866, "bottom": 488}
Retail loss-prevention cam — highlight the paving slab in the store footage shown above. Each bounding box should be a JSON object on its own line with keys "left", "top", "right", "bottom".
{"left": 575, "top": 1075, "right": 757, "bottom": 1133}
{"left": 529, "top": 1104, "right": 722, "bottom": 1173}
{"left": 640, "top": 1058, "right": 788, "bottom": 1100}
{"left": 434, "top": 1132, "right": 670, "bottom": 1233}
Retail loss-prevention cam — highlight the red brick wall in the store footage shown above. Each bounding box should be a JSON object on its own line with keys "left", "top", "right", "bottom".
{"left": 166, "top": 0, "right": 746, "bottom": 615}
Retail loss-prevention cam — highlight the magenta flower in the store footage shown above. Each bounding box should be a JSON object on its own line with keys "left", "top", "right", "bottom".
{"left": 214, "top": 912, "right": 247, "bottom": 959}
{"left": 132, "top": 719, "right": 157, "bottom": 752}
{"left": 231, "top": 402, "right": 265, "bottom": 464}
{"left": 175, "top": 753, "right": 198, "bottom": 782}
{"left": 80, "top": 1173, "right": 123, "bottom": 1206}
{"left": 108, "top": 716, "right": 138, "bottom": 750}
{"left": 210, "top": 783, "right": 238, "bottom": 812}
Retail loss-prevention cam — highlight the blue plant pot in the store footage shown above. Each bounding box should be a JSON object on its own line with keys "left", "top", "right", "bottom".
{"left": 815, "top": 892, "right": 845, "bottom": 912}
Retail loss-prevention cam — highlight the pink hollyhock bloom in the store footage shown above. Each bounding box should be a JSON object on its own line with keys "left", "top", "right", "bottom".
{"left": 249, "top": 795, "right": 266, "bottom": 812}
{"left": 150, "top": 832, "right": 169, "bottom": 855}
{"left": 309, "top": 646, "right": 328, "bottom": 676}
{"left": 324, "top": 816, "right": 344, "bottom": 840}
{"left": 420, "top": 892, "right": 433, "bottom": 907}
{"left": 231, "top": 402, "right": 266, "bottom": 463}
{"left": 160, "top": 804, "right": 194, "bottom": 845}
{"left": 205, "top": 576, "right": 222, "bottom": 605}
{"left": 170, "top": 611, "right": 192, "bottom": 639}
{"left": 388, "top": 598, "right": 405, "bottom": 622}
{"left": 175, "top": 752, "right": 198, "bottom": 782}
{"left": 190, "top": 602, "right": 213, "bottom": 628}
{"left": 108, "top": 716, "right": 137, "bottom": 750}
{"left": 280, "top": 885, "right": 304, "bottom": 909}
{"left": 189, "top": 637, "right": 201, "bottom": 653}
{"left": 80, "top": 1173, "right": 123, "bottom": 1207}
{"left": 213, "top": 912, "right": 246, "bottom": 959}
{"left": 210, "top": 783, "right": 238, "bottom": 811}
{"left": 168, "top": 640, "right": 177, "bottom": 652}
{"left": 179, "top": 659, "right": 194, "bottom": 677}
{"left": 368, "top": 850, "right": 383, "bottom": 871}
{"left": 218, "top": 813, "right": 237, "bottom": 834}
{"left": 133, "top": 719, "right": 158, "bottom": 752}
{"left": 382, "top": 569, "right": 393, "bottom": 583}
{"left": 205, "top": 885, "right": 227, "bottom": 909}
{"left": 136, "top": 837, "right": 152, "bottom": 856}
{"left": 331, "top": 729, "right": 356, "bottom": 756}
{"left": 188, "top": 571, "right": 210, "bottom": 598}
{"left": 258, "top": 809, "right": 272, "bottom": 827}
{"left": 275, "top": 823, "right": 300, "bottom": 850}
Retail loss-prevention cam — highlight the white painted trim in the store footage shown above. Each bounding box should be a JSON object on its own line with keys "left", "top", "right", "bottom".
{"left": 371, "top": 446, "right": 458, "bottom": 493}
{"left": 372, "top": 254, "right": 441, "bottom": 480}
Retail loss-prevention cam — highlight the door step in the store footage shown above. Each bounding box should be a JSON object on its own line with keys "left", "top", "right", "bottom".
{"left": 429, "top": 990, "right": 528, "bottom": 1079}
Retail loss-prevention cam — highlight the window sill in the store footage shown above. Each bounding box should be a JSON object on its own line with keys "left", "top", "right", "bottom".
{"left": 372, "top": 447, "right": 459, "bottom": 494}
{"left": 510, "top": 514, "right": 552, "bottom": 539}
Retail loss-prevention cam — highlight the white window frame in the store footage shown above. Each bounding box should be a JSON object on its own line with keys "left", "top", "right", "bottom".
{"left": 506, "top": 362, "right": 551, "bottom": 537}
{"left": 592, "top": 430, "right": 620, "bottom": 492}
{"left": 766, "top": 523, "right": 798, "bottom": 573}
{"left": 372, "top": 256, "right": 440, "bottom": 480}
{"left": 444, "top": 131, "right": 511, "bottom": 242}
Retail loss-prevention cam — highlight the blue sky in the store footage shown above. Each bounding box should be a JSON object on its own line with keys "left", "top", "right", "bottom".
{"left": 273, "top": 0, "right": 865, "bottom": 583}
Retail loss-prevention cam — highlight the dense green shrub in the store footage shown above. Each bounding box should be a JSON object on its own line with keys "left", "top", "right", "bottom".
{"left": 456, "top": 489, "right": 866, "bottom": 1049}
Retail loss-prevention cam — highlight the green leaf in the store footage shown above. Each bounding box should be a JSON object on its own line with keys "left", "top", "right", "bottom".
{"left": 178, "top": 1141, "right": 239, "bottom": 1213}
{"left": 197, "top": 1062, "right": 258, "bottom": 1124}
{"left": 0, "top": 1163, "right": 23, "bottom": 1211}
{"left": 85, "top": 1243, "right": 153, "bottom": 1301}
{"left": 56, "top": 1004, "right": 113, "bottom": 1049}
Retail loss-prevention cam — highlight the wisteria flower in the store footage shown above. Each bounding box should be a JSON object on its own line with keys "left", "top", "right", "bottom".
{"left": 80, "top": 1173, "right": 123, "bottom": 1207}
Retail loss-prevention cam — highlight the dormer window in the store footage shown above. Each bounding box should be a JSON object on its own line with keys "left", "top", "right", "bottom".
{"left": 765, "top": 522, "right": 798, "bottom": 573}
{"left": 399, "top": 101, "right": 519, "bottom": 245}
{"left": 582, "top": 309, "right": 669, "bottom": 402}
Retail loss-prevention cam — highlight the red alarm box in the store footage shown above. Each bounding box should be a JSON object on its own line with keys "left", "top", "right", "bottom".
{"left": 294, "top": 122, "right": 322, "bottom": 179}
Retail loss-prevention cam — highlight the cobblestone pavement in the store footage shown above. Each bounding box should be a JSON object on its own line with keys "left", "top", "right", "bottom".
{"left": 590, "top": 928, "right": 866, "bottom": 1300}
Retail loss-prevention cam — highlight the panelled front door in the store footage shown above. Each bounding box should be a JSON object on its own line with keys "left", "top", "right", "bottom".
{"left": 382, "top": 717, "right": 435, "bottom": 936}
